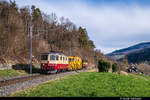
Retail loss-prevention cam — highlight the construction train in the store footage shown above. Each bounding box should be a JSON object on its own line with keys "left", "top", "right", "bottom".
{"left": 40, "top": 51, "right": 88, "bottom": 73}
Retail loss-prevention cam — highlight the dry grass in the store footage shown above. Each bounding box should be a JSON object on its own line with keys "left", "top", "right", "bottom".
{"left": 136, "top": 63, "right": 150, "bottom": 75}
{"left": 84, "top": 68, "right": 98, "bottom": 72}
{"left": 119, "top": 71, "right": 128, "bottom": 76}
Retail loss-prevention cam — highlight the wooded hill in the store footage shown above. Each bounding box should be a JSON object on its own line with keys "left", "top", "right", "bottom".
{"left": 106, "top": 42, "right": 150, "bottom": 64}
{"left": 0, "top": 1, "right": 107, "bottom": 68}
{"left": 126, "top": 47, "right": 150, "bottom": 64}
{"left": 106, "top": 42, "right": 150, "bottom": 73}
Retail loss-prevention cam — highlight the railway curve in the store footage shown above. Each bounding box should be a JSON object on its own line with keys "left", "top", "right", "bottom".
{"left": 0, "top": 69, "right": 92, "bottom": 97}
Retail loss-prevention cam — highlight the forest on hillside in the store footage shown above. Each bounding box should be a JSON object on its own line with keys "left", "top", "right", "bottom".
{"left": 127, "top": 48, "right": 150, "bottom": 64}
{"left": 0, "top": 1, "right": 107, "bottom": 68}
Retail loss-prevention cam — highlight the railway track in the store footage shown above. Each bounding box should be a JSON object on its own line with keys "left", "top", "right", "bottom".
{"left": 0, "top": 69, "right": 86, "bottom": 88}
{"left": 0, "top": 74, "right": 43, "bottom": 87}
{"left": 0, "top": 68, "right": 95, "bottom": 97}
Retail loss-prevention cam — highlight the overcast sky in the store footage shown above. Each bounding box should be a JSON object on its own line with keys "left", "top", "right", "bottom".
{"left": 10, "top": 0, "right": 150, "bottom": 54}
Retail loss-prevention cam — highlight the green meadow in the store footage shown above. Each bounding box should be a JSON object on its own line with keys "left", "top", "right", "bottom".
{"left": 0, "top": 69, "right": 28, "bottom": 78}
{"left": 12, "top": 72, "right": 150, "bottom": 97}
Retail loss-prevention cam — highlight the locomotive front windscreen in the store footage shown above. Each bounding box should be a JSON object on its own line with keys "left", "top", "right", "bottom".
{"left": 50, "top": 55, "right": 56, "bottom": 60}
{"left": 69, "top": 58, "right": 74, "bottom": 62}
{"left": 69, "top": 58, "right": 72, "bottom": 62}
{"left": 41, "top": 55, "right": 48, "bottom": 60}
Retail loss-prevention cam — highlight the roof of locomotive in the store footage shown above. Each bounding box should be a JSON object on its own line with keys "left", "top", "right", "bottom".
{"left": 41, "top": 51, "right": 66, "bottom": 56}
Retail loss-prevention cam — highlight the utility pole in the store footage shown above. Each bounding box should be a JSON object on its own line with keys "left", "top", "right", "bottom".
{"left": 29, "top": 28, "right": 54, "bottom": 74}
{"left": 30, "top": 26, "right": 32, "bottom": 74}
{"left": 70, "top": 40, "right": 72, "bottom": 56}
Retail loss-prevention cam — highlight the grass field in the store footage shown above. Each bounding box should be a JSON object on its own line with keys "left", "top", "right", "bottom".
{"left": 12, "top": 72, "right": 150, "bottom": 97}
{"left": 0, "top": 69, "right": 28, "bottom": 78}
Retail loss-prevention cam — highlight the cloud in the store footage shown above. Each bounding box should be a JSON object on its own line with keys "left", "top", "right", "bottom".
{"left": 15, "top": 0, "right": 150, "bottom": 54}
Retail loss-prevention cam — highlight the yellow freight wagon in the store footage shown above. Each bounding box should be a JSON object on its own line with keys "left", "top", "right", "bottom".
{"left": 82, "top": 60, "right": 88, "bottom": 69}
{"left": 68, "top": 56, "right": 82, "bottom": 71}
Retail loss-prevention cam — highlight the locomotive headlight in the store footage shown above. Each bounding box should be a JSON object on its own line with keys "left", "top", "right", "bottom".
{"left": 51, "top": 66, "right": 54, "bottom": 70}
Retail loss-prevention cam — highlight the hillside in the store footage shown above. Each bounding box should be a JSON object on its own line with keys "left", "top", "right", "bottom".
{"left": 106, "top": 42, "right": 150, "bottom": 61}
{"left": 0, "top": 1, "right": 107, "bottom": 69}
{"left": 108, "top": 42, "right": 150, "bottom": 55}
{"left": 126, "top": 47, "right": 150, "bottom": 64}
{"left": 12, "top": 72, "right": 150, "bottom": 97}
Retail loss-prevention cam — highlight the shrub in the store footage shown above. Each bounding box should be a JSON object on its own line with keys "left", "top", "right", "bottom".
{"left": 98, "top": 59, "right": 111, "bottom": 72}
{"left": 112, "top": 63, "right": 118, "bottom": 72}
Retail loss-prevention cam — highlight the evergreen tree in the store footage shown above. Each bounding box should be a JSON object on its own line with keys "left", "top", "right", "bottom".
{"left": 88, "top": 40, "right": 96, "bottom": 48}
{"left": 79, "top": 26, "right": 89, "bottom": 47}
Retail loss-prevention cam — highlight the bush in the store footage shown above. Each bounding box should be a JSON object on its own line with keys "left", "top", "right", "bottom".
{"left": 112, "top": 63, "right": 118, "bottom": 72}
{"left": 98, "top": 59, "right": 111, "bottom": 72}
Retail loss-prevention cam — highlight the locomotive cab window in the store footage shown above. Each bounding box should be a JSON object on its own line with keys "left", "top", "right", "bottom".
{"left": 41, "top": 55, "right": 48, "bottom": 60}
{"left": 69, "top": 58, "right": 72, "bottom": 62}
{"left": 50, "top": 55, "right": 55, "bottom": 60}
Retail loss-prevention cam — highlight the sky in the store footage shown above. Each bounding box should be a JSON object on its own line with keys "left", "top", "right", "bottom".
{"left": 6, "top": 0, "right": 150, "bottom": 54}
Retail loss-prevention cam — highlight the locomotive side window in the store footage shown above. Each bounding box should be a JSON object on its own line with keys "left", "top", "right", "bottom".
{"left": 60, "top": 56, "right": 62, "bottom": 60}
{"left": 50, "top": 55, "right": 55, "bottom": 60}
{"left": 41, "top": 55, "right": 48, "bottom": 60}
{"left": 56, "top": 55, "right": 59, "bottom": 61}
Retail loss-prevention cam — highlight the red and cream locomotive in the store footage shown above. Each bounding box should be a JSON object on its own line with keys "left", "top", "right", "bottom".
{"left": 41, "top": 52, "right": 68, "bottom": 73}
